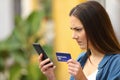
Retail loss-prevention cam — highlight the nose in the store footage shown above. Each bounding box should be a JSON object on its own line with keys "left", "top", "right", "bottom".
{"left": 72, "top": 31, "right": 78, "bottom": 39}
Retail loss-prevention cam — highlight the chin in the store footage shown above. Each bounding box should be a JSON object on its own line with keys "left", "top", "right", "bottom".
{"left": 79, "top": 46, "right": 87, "bottom": 50}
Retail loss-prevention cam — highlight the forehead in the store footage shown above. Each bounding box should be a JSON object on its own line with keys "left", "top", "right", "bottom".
{"left": 70, "top": 16, "right": 83, "bottom": 27}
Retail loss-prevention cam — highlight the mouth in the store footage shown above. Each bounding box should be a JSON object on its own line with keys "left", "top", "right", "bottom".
{"left": 77, "top": 41, "right": 82, "bottom": 45}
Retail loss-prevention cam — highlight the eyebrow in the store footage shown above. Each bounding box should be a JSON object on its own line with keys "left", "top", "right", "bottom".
{"left": 70, "top": 26, "right": 83, "bottom": 29}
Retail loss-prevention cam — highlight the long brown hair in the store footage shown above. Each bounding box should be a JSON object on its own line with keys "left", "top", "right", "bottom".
{"left": 69, "top": 1, "right": 120, "bottom": 54}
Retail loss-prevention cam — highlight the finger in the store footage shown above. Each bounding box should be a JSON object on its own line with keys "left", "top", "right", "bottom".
{"left": 68, "top": 65, "right": 79, "bottom": 72}
{"left": 67, "top": 59, "right": 80, "bottom": 67}
{"left": 68, "top": 70, "right": 77, "bottom": 76}
{"left": 68, "top": 62, "right": 81, "bottom": 75}
{"left": 68, "top": 62, "right": 80, "bottom": 68}
{"left": 38, "top": 53, "right": 43, "bottom": 62}
{"left": 53, "top": 65, "right": 56, "bottom": 69}
{"left": 41, "top": 62, "right": 54, "bottom": 71}
{"left": 40, "top": 58, "right": 51, "bottom": 68}
{"left": 67, "top": 59, "right": 76, "bottom": 64}
{"left": 68, "top": 65, "right": 80, "bottom": 76}
{"left": 68, "top": 62, "right": 76, "bottom": 68}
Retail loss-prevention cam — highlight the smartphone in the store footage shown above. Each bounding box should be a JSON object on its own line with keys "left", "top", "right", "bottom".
{"left": 32, "top": 43, "right": 49, "bottom": 60}
{"left": 33, "top": 43, "right": 53, "bottom": 66}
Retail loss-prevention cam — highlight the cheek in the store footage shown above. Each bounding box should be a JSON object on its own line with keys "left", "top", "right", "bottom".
{"left": 82, "top": 34, "right": 88, "bottom": 49}
{"left": 80, "top": 31, "right": 87, "bottom": 41}
{"left": 83, "top": 34, "right": 87, "bottom": 42}
{"left": 82, "top": 36, "right": 87, "bottom": 48}
{"left": 81, "top": 32, "right": 87, "bottom": 45}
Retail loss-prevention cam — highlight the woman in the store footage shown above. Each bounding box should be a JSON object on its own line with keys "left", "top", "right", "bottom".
{"left": 38, "top": 1, "right": 120, "bottom": 80}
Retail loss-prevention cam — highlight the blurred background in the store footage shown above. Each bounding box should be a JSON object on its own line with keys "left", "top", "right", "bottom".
{"left": 0, "top": 0, "right": 120, "bottom": 80}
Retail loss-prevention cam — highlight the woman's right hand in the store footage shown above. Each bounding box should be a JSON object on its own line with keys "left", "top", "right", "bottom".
{"left": 67, "top": 59, "right": 87, "bottom": 80}
{"left": 38, "top": 54, "right": 56, "bottom": 80}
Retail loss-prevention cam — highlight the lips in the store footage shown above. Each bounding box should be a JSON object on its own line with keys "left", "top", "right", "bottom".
{"left": 77, "top": 41, "right": 82, "bottom": 45}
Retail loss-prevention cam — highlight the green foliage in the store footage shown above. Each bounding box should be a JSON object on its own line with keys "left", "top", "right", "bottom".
{"left": 0, "top": 10, "right": 51, "bottom": 80}
{"left": 40, "top": 0, "right": 52, "bottom": 19}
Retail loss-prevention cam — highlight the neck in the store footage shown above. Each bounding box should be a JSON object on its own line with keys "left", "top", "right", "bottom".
{"left": 90, "top": 49, "right": 104, "bottom": 58}
{"left": 88, "top": 49, "right": 105, "bottom": 65}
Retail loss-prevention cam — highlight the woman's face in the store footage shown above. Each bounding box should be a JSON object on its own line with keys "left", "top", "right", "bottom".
{"left": 70, "top": 16, "right": 87, "bottom": 50}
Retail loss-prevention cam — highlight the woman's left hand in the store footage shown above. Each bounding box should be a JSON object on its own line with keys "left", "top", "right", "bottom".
{"left": 67, "top": 59, "right": 87, "bottom": 80}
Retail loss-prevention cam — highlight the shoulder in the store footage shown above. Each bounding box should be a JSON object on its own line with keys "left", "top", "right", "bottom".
{"left": 102, "top": 54, "right": 120, "bottom": 67}
{"left": 103, "top": 54, "right": 120, "bottom": 72}
{"left": 97, "top": 54, "right": 120, "bottom": 79}
{"left": 107, "top": 54, "right": 120, "bottom": 79}
{"left": 109, "top": 54, "right": 120, "bottom": 65}
{"left": 98, "top": 53, "right": 120, "bottom": 71}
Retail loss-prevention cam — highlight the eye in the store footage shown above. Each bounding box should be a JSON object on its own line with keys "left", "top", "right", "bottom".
{"left": 70, "top": 26, "right": 83, "bottom": 32}
{"left": 74, "top": 28, "right": 83, "bottom": 32}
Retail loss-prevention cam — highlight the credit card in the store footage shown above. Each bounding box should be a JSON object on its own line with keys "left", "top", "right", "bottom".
{"left": 56, "top": 52, "right": 71, "bottom": 62}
